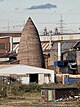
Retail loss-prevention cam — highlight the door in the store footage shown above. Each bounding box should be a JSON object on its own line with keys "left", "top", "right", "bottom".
{"left": 48, "top": 90, "right": 52, "bottom": 101}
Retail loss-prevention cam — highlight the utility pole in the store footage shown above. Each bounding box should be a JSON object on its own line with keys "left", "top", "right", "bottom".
{"left": 49, "top": 30, "right": 52, "bottom": 49}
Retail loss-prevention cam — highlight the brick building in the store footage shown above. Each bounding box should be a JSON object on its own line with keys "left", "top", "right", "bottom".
{"left": 0, "top": 37, "right": 10, "bottom": 57}
{"left": 41, "top": 87, "right": 80, "bottom": 101}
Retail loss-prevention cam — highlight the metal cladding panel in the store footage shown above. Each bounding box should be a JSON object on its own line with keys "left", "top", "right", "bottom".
{"left": 17, "top": 17, "right": 45, "bottom": 68}
{"left": 54, "top": 61, "right": 68, "bottom": 67}
{"left": 64, "top": 77, "right": 80, "bottom": 84}
{"left": 52, "top": 41, "right": 76, "bottom": 51}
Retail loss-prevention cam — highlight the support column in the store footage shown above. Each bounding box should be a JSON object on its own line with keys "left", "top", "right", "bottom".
{"left": 50, "top": 72, "right": 55, "bottom": 83}
{"left": 49, "top": 31, "right": 52, "bottom": 49}
{"left": 10, "top": 36, "right": 13, "bottom": 52}
{"left": 57, "top": 42, "right": 61, "bottom": 74}
{"left": 38, "top": 74, "right": 44, "bottom": 85}
{"left": 58, "top": 42, "right": 61, "bottom": 61}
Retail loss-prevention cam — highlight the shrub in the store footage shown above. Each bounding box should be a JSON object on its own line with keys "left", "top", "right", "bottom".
{"left": 11, "top": 83, "right": 41, "bottom": 96}
{"left": 0, "top": 85, "right": 7, "bottom": 98}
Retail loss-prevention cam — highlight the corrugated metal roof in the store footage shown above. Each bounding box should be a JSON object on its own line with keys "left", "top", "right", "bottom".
{"left": 50, "top": 40, "right": 78, "bottom": 57}
{"left": 51, "top": 40, "right": 77, "bottom": 51}
{"left": 61, "top": 41, "right": 76, "bottom": 50}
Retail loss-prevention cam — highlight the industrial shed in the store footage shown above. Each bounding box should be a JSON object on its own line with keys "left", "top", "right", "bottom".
{"left": 0, "top": 64, "right": 55, "bottom": 84}
{"left": 41, "top": 87, "right": 80, "bottom": 101}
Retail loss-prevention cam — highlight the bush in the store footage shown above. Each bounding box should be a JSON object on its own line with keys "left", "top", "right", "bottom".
{"left": 1, "top": 82, "right": 80, "bottom": 97}
{"left": 11, "top": 83, "right": 41, "bottom": 96}
{"left": 0, "top": 85, "right": 7, "bottom": 98}
{"left": 11, "top": 83, "right": 21, "bottom": 96}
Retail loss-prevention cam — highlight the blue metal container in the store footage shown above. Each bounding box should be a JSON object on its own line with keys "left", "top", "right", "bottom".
{"left": 64, "top": 77, "right": 80, "bottom": 84}
{"left": 54, "top": 61, "right": 68, "bottom": 67}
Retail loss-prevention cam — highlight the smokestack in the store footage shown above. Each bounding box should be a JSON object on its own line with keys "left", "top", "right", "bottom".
{"left": 17, "top": 17, "right": 45, "bottom": 68}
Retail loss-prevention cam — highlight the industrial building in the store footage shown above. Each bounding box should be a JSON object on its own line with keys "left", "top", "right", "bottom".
{"left": 0, "top": 17, "right": 80, "bottom": 84}
{"left": 0, "top": 17, "right": 54, "bottom": 85}
{"left": 0, "top": 33, "right": 80, "bottom": 74}
{"left": 0, "top": 64, "right": 55, "bottom": 84}
{"left": 41, "top": 86, "right": 80, "bottom": 101}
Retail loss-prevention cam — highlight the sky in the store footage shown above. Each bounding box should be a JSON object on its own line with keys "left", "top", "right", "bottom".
{"left": 0, "top": 0, "right": 80, "bottom": 33}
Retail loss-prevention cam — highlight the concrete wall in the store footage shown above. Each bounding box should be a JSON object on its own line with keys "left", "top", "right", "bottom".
{"left": 21, "top": 74, "right": 29, "bottom": 84}
{"left": 21, "top": 73, "right": 55, "bottom": 85}
{"left": 38, "top": 74, "right": 44, "bottom": 84}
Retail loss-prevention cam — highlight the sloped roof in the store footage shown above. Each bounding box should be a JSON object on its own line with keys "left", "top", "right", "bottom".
{"left": 0, "top": 64, "right": 54, "bottom": 75}
{"left": 50, "top": 40, "right": 78, "bottom": 57}
{"left": 51, "top": 40, "right": 77, "bottom": 51}
{"left": 73, "top": 41, "right": 80, "bottom": 48}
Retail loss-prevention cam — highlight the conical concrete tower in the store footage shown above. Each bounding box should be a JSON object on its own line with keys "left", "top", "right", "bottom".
{"left": 17, "top": 17, "right": 45, "bottom": 68}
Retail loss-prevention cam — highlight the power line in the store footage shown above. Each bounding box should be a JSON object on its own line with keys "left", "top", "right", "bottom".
{"left": 1, "top": 10, "right": 80, "bottom": 15}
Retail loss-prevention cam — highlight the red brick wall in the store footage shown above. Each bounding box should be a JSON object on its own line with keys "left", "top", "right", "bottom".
{"left": 0, "top": 37, "right": 10, "bottom": 57}
{"left": 0, "top": 33, "right": 21, "bottom": 37}
{"left": 41, "top": 88, "right": 80, "bottom": 101}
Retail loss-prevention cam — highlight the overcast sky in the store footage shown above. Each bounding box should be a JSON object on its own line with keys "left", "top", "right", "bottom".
{"left": 0, "top": 0, "right": 80, "bottom": 33}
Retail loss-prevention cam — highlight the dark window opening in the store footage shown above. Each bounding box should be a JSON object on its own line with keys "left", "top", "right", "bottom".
{"left": 29, "top": 74, "right": 38, "bottom": 83}
{"left": 41, "top": 90, "right": 45, "bottom": 96}
{"left": 9, "top": 56, "right": 17, "bottom": 62}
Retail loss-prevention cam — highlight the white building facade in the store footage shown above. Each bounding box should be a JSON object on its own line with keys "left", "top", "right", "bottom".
{"left": 0, "top": 64, "right": 55, "bottom": 84}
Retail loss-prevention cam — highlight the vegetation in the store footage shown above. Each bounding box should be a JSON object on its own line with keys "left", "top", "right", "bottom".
{"left": 0, "top": 81, "right": 79, "bottom": 98}
{"left": 0, "top": 82, "right": 79, "bottom": 105}
{"left": 0, "top": 82, "right": 41, "bottom": 97}
{"left": 11, "top": 82, "right": 42, "bottom": 96}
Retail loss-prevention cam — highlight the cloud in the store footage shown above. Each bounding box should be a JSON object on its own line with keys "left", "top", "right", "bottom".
{"left": 0, "top": 0, "right": 4, "bottom": 2}
{"left": 27, "top": 3, "right": 57, "bottom": 10}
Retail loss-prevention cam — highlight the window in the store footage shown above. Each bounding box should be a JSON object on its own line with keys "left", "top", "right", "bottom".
{"left": 41, "top": 90, "right": 45, "bottom": 96}
{"left": 0, "top": 43, "right": 5, "bottom": 49}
